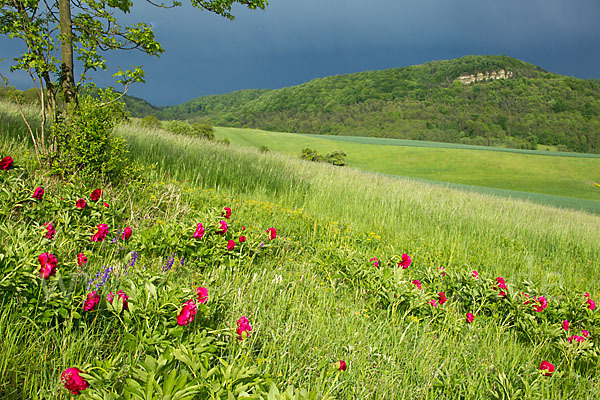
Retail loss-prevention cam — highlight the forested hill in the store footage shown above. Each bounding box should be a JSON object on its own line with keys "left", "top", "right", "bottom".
{"left": 125, "top": 55, "right": 600, "bottom": 153}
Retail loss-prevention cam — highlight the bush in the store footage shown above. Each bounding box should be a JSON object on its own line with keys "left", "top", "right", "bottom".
{"left": 300, "top": 148, "right": 346, "bottom": 166}
{"left": 47, "top": 89, "right": 139, "bottom": 184}
{"left": 162, "top": 120, "right": 214, "bottom": 140}
{"left": 140, "top": 115, "right": 161, "bottom": 129}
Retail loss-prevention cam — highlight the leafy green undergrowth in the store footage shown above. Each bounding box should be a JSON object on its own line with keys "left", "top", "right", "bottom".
{"left": 1, "top": 138, "right": 599, "bottom": 399}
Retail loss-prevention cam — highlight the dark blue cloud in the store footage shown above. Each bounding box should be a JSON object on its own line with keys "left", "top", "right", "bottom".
{"left": 2, "top": 0, "right": 599, "bottom": 105}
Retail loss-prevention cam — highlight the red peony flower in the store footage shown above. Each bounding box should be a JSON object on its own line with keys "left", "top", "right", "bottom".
{"left": 103, "top": 202, "right": 109, "bottom": 208}
{"left": 121, "top": 227, "right": 132, "bottom": 241}
{"left": 107, "top": 290, "right": 129, "bottom": 310}
{"left": 75, "top": 198, "right": 86, "bottom": 209}
{"left": 337, "top": 360, "right": 347, "bottom": 371}
{"left": 370, "top": 257, "right": 379, "bottom": 268}
{"left": 83, "top": 291, "right": 100, "bottom": 311}
{"left": 534, "top": 296, "right": 548, "bottom": 312}
{"left": 176, "top": 299, "right": 197, "bottom": 326}
{"left": 472, "top": 270, "right": 479, "bottom": 279}
{"left": 218, "top": 220, "right": 228, "bottom": 235}
{"left": 32, "top": 186, "right": 44, "bottom": 200}
{"left": 466, "top": 313, "right": 474, "bottom": 323}
{"left": 38, "top": 252, "right": 58, "bottom": 279}
{"left": 398, "top": 253, "right": 411, "bottom": 269}
{"left": 0, "top": 156, "right": 14, "bottom": 170}
{"left": 61, "top": 367, "right": 89, "bottom": 394}
{"left": 236, "top": 316, "right": 252, "bottom": 340}
{"left": 587, "top": 297, "right": 596, "bottom": 311}
{"left": 227, "top": 240, "right": 235, "bottom": 251}
{"left": 539, "top": 360, "right": 555, "bottom": 376}
{"left": 411, "top": 280, "right": 422, "bottom": 290}
{"left": 495, "top": 277, "right": 507, "bottom": 297}
{"left": 196, "top": 287, "right": 208, "bottom": 304}
{"left": 267, "top": 227, "right": 277, "bottom": 240}
{"left": 222, "top": 206, "right": 232, "bottom": 219}
{"left": 91, "top": 224, "right": 109, "bottom": 242}
{"left": 428, "top": 299, "right": 438, "bottom": 308}
{"left": 44, "top": 221, "right": 55, "bottom": 239}
{"left": 90, "top": 189, "right": 102, "bottom": 201}
{"left": 568, "top": 335, "right": 586, "bottom": 344}
{"left": 582, "top": 330, "right": 590, "bottom": 338}
{"left": 438, "top": 266, "right": 447, "bottom": 277}
{"left": 77, "top": 253, "right": 87, "bottom": 266}
{"left": 239, "top": 235, "right": 246, "bottom": 243}
{"left": 193, "top": 223, "right": 205, "bottom": 239}
{"left": 241, "top": 226, "right": 246, "bottom": 230}
{"left": 562, "top": 320, "right": 569, "bottom": 331}
{"left": 438, "top": 292, "right": 447, "bottom": 305}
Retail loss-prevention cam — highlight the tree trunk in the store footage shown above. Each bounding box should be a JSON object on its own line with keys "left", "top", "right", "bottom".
{"left": 59, "top": 0, "right": 76, "bottom": 106}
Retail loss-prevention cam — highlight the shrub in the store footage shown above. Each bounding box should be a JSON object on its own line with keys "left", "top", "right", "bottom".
{"left": 47, "top": 89, "right": 139, "bottom": 185}
{"left": 162, "top": 120, "right": 214, "bottom": 140}
{"left": 140, "top": 115, "right": 161, "bottom": 129}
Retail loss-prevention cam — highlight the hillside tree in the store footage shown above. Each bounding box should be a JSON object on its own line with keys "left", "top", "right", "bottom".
{"left": 0, "top": 0, "right": 268, "bottom": 160}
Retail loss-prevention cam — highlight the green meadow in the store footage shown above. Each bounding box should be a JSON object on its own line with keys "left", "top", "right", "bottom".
{"left": 2, "top": 103, "right": 600, "bottom": 399}
{"left": 214, "top": 126, "right": 600, "bottom": 209}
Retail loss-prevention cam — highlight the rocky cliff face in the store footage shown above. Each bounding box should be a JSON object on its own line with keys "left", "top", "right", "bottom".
{"left": 455, "top": 69, "right": 513, "bottom": 84}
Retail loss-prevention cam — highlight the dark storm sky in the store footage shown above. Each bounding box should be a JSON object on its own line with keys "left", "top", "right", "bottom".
{"left": 1, "top": 0, "right": 599, "bottom": 105}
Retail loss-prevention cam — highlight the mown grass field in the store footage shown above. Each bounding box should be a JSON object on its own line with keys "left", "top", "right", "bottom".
{"left": 213, "top": 127, "right": 600, "bottom": 208}
{"left": 2, "top": 102, "right": 600, "bottom": 399}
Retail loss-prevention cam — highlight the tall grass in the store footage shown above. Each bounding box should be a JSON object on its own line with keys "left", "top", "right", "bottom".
{"left": 119, "top": 125, "right": 600, "bottom": 292}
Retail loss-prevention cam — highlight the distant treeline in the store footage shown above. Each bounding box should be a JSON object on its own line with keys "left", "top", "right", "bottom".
{"left": 6, "top": 55, "right": 600, "bottom": 153}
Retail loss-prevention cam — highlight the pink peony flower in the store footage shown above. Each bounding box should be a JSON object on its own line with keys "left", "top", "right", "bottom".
{"left": 196, "top": 287, "right": 208, "bottom": 304}
{"left": 398, "top": 253, "right": 411, "bottom": 269}
{"left": 83, "top": 291, "right": 100, "bottom": 311}
{"left": 44, "top": 221, "right": 55, "bottom": 239}
{"left": 267, "top": 227, "right": 277, "bottom": 240}
{"left": 32, "top": 186, "right": 44, "bottom": 200}
{"left": 568, "top": 335, "right": 586, "bottom": 344}
{"left": 61, "top": 367, "right": 89, "bottom": 394}
{"left": 411, "top": 280, "right": 422, "bottom": 290}
{"left": 239, "top": 235, "right": 246, "bottom": 243}
{"left": 370, "top": 257, "right": 379, "bottom": 268}
{"left": 107, "top": 290, "right": 129, "bottom": 310}
{"left": 227, "top": 240, "right": 236, "bottom": 251}
{"left": 438, "top": 292, "right": 447, "bottom": 305}
{"left": 176, "top": 299, "right": 197, "bottom": 326}
{"left": 582, "top": 330, "right": 590, "bottom": 338}
{"left": 0, "top": 156, "right": 13, "bottom": 170}
{"left": 223, "top": 206, "right": 232, "bottom": 219}
{"left": 90, "top": 189, "right": 102, "bottom": 201}
{"left": 562, "top": 320, "right": 569, "bottom": 331}
{"left": 337, "top": 360, "right": 347, "bottom": 371}
{"left": 587, "top": 298, "right": 596, "bottom": 311}
{"left": 38, "top": 252, "right": 58, "bottom": 279}
{"left": 539, "top": 360, "right": 555, "bottom": 376}
{"left": 76, "top": 198, "right": 86, "bottom": 209}
{"left": 91, "top": 224, "right": 109, "bottom": 242}
{"left": 472, "top": 270, "right": 479, "bottom": 279}
{"left": 121, "top": 227, "right": 132, "bottom": 241}
{"left": 429, "top": 299, "right": 438, "bottom": 308}
{"left": 495, "top": 277, "right": 507, "bottom": 297}
{"left": 236, "top": 316, "right": 252, "bottom": 340}
{"left": 534, "top": 296, "right": 548, "bottom": 313}
{"left": 193, "top": 223, "right": 205, "bottom": 239}
{"left": 218, "top": 220, "right": 228, "bottom": 235}
{"left": 466, "top": 313, "right": 474, "bottom": 323}
{"left": 77, "top": 253, "right": 87, "bottom": 267}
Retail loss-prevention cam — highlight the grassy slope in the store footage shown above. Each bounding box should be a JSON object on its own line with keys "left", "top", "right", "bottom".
{"left": 3, "top": 105, "right": 600, "bottom": 398}
{"left": 214, "top": 126, "right": 600, "bottom": 205}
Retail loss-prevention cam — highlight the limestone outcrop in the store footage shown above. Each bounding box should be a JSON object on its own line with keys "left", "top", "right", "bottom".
{"left": 455, "top": 69, "right": 513, "bottom": 84}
